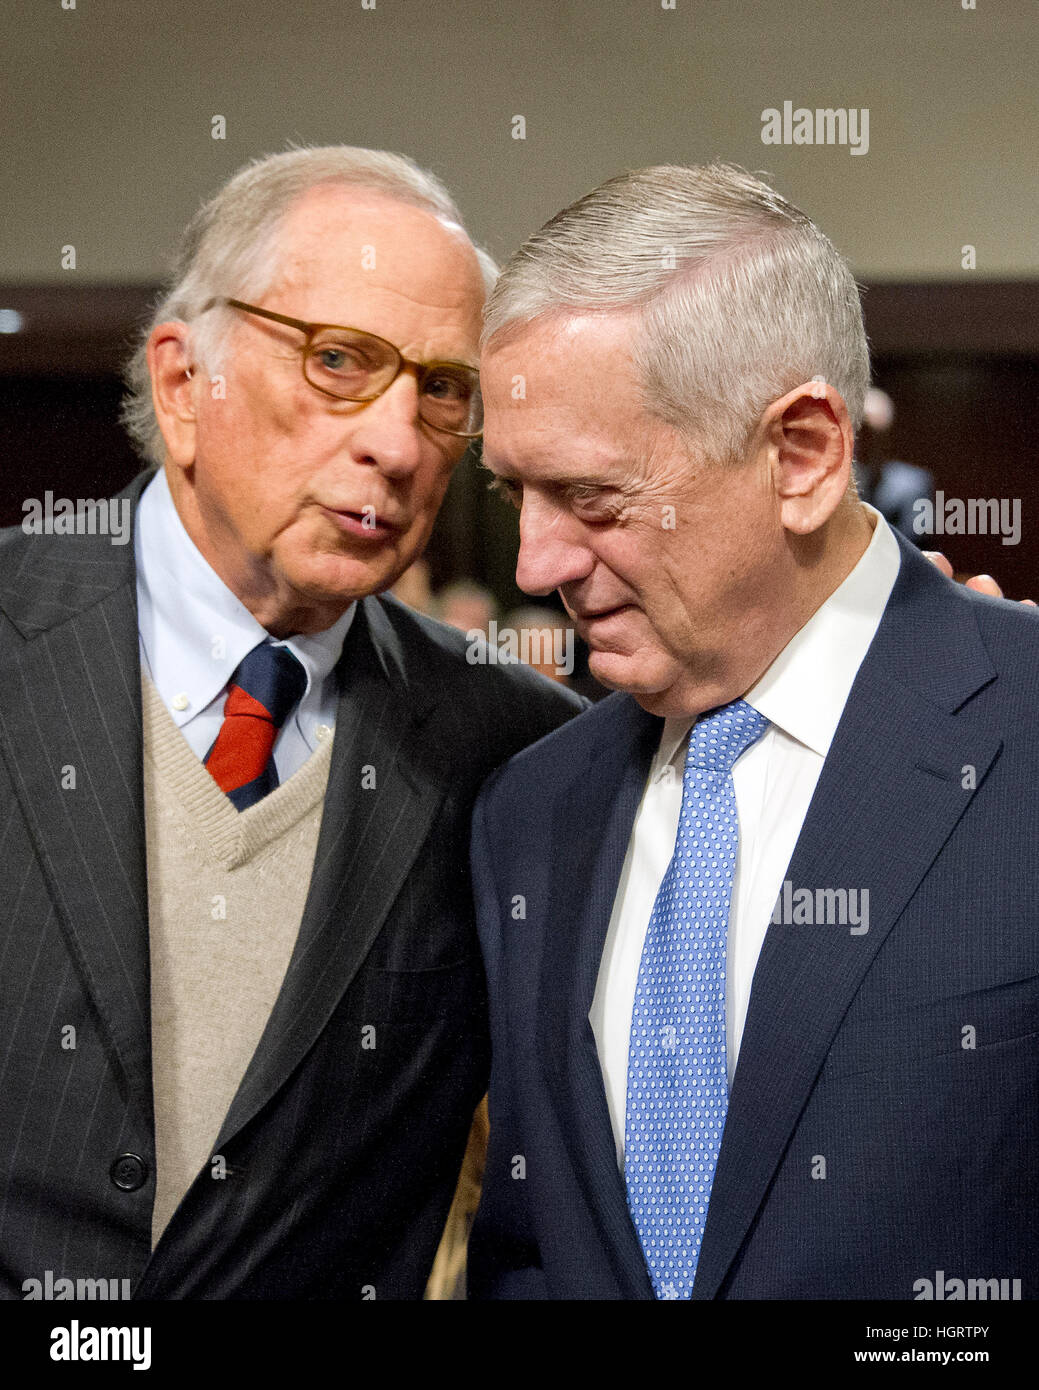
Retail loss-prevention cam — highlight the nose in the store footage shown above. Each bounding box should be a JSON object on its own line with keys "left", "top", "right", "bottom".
{"left": 346, "top": 371, "right": 427, "bottom": 479}
{"left": 514, "top": 493, "right": 595, "bottom": 596}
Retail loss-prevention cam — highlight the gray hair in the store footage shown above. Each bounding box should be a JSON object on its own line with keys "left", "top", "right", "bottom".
{"left": 482, "top": 162, "right": 870, "bottom": 466}
{"left": 122, "top": 145, "right": 497, "bottom": 464}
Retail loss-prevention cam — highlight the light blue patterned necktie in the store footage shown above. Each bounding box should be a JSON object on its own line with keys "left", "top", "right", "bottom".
{"left": 624, "top": 698, "right": 769, "bottom": 1300}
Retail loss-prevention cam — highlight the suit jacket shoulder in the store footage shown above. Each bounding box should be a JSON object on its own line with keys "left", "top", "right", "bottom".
{"left": 475, "top": 687, "right": 657, "bottom": 829}
{"left": 361, "top": 591, "right": 586, "bottom": 765}
{"left": 0, "top": 509, "right": 136, "bottom": 640}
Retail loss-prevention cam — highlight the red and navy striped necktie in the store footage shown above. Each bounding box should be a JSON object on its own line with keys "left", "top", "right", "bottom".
{"left": 204, "top": 640, "right": 307, "bottom": 810}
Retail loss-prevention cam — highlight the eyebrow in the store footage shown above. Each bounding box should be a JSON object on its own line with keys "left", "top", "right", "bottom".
{"left": 480, "top": 456, "right": 618, "bottom": 489}
{"left": 490, "top": 476, "right": 624, "bottom": 509}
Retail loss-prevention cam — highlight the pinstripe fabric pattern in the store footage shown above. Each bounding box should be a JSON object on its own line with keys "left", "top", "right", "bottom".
{"left": 0, "top": 470, "right": 585, "bottom": 1299}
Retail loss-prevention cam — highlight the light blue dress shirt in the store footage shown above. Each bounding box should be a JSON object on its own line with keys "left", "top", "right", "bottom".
{"left": 134, "top": 468, "right": 355, "bottom": 781}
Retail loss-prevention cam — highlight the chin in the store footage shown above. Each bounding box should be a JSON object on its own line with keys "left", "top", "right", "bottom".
{"left": 288, "top": 550, "right": 398, "bottom": 607}
{"left": 588, "top": 649, "right": 671, "bottom": 697}
{"left": 589, "top": 650, "right": 713, "bottom": 719}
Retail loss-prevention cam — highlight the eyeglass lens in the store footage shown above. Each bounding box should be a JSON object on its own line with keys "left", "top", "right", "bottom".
{"left": 304, "top": 330, "right": 482, "bottom": 434}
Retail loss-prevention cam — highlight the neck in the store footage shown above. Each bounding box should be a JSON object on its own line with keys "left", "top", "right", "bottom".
{"left": 643, "top": 501, "right": 876, "bottom": 720}
{"left": 779, "top": 497, "right": 875, "bottom": 633}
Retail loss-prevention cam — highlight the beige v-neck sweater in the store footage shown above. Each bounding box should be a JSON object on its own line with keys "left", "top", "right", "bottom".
{"left": 141, "top": 674, "right": 334, "bottom": 1247}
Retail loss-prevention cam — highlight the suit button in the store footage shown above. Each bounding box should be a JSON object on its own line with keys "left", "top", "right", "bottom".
{"left": 110, "top": 1154, "right": 148, "bottom": 1192}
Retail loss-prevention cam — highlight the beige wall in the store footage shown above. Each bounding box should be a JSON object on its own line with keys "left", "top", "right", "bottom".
{"left": 3, "top": 0, "right": 1036, "bottom": 284}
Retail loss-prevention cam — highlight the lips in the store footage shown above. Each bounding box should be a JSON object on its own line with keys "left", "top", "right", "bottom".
{"left": 572, "top": 603, "right": 632, "bottom": 623}
{"left": 320, "top": 505, "right": 404, "bottom": 538}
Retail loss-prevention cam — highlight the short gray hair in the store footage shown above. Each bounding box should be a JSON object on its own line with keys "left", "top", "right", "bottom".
{"left": 122, "top": 145, "right": 497, "bottom": 464}
{"left": 482, "top": 162, "right": 870, "bottom": 466}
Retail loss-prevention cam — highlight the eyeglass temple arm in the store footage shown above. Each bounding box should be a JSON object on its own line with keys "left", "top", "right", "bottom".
{"left": 202, "top": 298, "right": 313, "bottom": 335}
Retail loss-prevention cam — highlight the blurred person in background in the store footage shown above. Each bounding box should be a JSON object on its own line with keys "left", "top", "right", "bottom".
{"left": 390, "top": 555, "right": 434, "bottom": 614}
{"left": 501, "top": 604, "right": 575, "bottom": 686}
{"left": 437, "top": 577, "right": 499, "bottom": 635}
{"left": 854, "top": 386, "right": 935, "bottom": 544}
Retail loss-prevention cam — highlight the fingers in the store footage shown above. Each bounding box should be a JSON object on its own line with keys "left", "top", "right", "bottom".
{"left": 962, "top": 575, "right": 1035, "bottom": 605}
{"left": 923, "top": 553, "right": 1034, "bottom": 604}
{"left": 964, "top": 574, "right": 1004, "bottom": 598}
{"left": 922, "top": 550, "right": 954, "bottom": 578}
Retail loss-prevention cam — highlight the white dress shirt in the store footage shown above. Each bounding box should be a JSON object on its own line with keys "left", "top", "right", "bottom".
{"left": 134, "top": 468, "right": 354, "bottom": 781}
{"left": 589, "top": 507, "right": 901, "bottom": 1168}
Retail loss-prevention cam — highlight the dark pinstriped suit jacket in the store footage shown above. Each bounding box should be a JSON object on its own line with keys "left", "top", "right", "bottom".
{"left": 0, "top": 470, "right": 582, "bottom": 1300}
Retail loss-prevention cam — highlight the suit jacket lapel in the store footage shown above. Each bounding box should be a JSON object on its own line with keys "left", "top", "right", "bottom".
{"left": 0, "top": 476, "right": 154, "bottom": 1130}
{"left": 694, "top": 539, "right": 1002, "bottom": 1298}
{"left": 538, "top": 694, "right": 660, "bottom": 1298}
{"left": 215, "top": 596, "right": 449, "bottom": 1147}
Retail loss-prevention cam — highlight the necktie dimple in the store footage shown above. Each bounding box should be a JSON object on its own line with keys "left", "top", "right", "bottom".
{"left": 203, "top": 640, "right": 307, "bottom": 811}
{"left": 624, "top": 697, "right": 769, "bottom": 1299}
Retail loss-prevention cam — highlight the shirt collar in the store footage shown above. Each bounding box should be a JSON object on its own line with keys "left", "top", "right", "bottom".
{"left": 134, "top": 468, "right": 355, "bottom": 725}
{"left": 655, "top": 505, "right": 901, "bottom": 769}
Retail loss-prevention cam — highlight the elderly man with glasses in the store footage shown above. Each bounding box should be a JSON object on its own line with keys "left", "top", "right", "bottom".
{"left": 0, "top": 146, "right": 581, "bottom": 1301}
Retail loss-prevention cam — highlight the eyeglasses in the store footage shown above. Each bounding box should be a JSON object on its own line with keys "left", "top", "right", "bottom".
{"left": 202, "top": 297, "right": 483, "bottom": 438}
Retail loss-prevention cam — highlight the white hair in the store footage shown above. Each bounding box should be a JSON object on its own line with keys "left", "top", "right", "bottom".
{"left": 482, "top": 162, "right": 870, "bottom": 466}
{"left": 122, "top": 145, "right": 497, "bottom": 463}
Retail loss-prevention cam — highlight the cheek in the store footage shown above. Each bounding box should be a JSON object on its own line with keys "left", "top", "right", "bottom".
{"left": 194, "top": 430, "right": 303, "bottom": 552}
{"left": 410, "top": 451, "right": 463, "bottom": 516}
{"left": 200, "top": 393, "right": 326, "bottom": 502}
{"left": 628, "top": 540, "right": 729, "bottom": 656}
{"left": 207, "top": 360, "right": 322, "bottom": 460}
{"left": 612, "top": 529, "right": 690, "bottom": 611}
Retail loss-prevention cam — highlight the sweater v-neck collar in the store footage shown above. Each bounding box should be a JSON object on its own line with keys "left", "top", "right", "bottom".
{"left": 141, "top": 674, "right": 334, "bottom": 871}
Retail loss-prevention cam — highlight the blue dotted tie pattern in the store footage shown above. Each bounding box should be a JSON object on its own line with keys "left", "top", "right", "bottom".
{"left": 624, "top": 698, "right": 769, "bottom": 1299}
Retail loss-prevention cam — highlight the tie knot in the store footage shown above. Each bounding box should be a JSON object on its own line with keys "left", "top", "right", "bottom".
{"left": 230, "top": 640, "right": 307, "bottom": 728}
{"left": 686, "top": 698, "right": 768, "bottom": 773}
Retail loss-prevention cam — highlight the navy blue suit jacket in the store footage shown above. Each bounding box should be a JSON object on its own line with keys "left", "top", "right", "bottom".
{"left": 468, "top": 533, "right": 1039, "bottom": 1299}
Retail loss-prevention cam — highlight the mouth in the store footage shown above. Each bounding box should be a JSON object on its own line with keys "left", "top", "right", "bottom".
{"left": 567, "top": 603, "right": 637, "bottom": 646}
{"left": 571, "top": 603, "right": 633, "bottom": 625}
{"left": 320, "top": 505, "right": 403, "bottom": 540}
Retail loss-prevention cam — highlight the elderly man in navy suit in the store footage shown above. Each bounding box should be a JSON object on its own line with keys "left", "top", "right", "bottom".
{"left": 468, "top": 163, "right": 1039, "bottom": 1300}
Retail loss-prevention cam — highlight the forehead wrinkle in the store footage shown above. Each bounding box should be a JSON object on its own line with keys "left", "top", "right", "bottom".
{"left": 487, "top": 433, "right": 630, "bottom": 485}
{"left": 273, "top": 261, "right": 482, "bottom": 315}
{"left": 272, "top": 248, "right": 486, "bottom": 343}
{"left": 344, "top": 280, "right": 483, "bottom": 314}
{"left": 273, "top": 207, "right": 485, "bottom": 310}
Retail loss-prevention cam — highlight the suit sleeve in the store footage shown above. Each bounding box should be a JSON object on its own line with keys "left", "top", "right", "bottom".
{"left": 466, "top": 775, "right": 548, "bottom": 1300}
